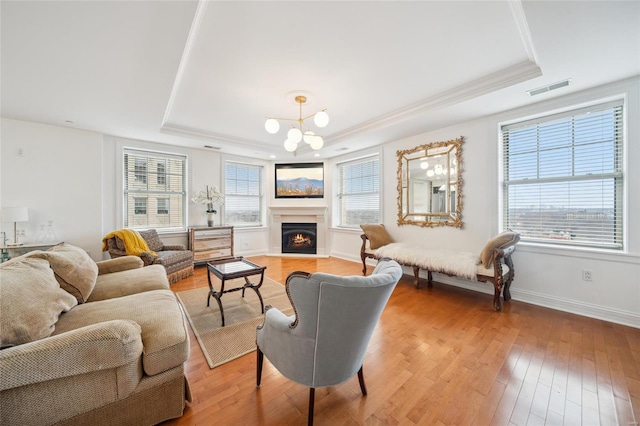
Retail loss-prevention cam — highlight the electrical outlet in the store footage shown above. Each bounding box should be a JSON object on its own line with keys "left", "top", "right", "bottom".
{"left": 582, "top": 269, "right": 593, "bottom": 281}
{"left": 16, "top": 148, "right": 24, "bottom": 157}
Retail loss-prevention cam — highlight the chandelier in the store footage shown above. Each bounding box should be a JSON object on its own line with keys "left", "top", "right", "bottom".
{"left": 264, "top": 95, "right": 329, "bottom": 152}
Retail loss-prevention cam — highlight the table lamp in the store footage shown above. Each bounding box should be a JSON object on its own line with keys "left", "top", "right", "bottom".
{"left": 1, "top": 207, "right": 29, "bottom": 246}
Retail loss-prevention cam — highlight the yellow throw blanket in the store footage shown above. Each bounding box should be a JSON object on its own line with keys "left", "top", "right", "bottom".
{"left": 102, "top": 229, "right": 157, "bottom": 257}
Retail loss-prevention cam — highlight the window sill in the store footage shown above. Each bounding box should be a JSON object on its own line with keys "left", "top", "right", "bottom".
{"left": 517, "top": 241, "right": 640, "bottom": 264}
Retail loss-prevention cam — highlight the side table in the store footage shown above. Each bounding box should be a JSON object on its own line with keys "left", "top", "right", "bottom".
{"left": 0, "top": 242, "right": 60, "bottom": 263}
{"left": 206, "top": 257, "right": 266, "bottom": 327}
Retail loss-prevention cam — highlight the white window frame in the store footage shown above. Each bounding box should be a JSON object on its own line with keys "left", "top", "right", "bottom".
{"left": 335, "top": 153, "right": 381, "bottom": 228}
{"left": 123, "top": 148, "right": 187, "bottom": 231}
{"left": 223, "top": 160, "right": 264, "bottom": 228}
{"left": 500, "top": 99, "right": 624, "bottom": 250}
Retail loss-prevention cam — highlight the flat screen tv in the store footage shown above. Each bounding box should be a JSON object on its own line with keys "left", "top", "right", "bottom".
{"left": 275, "top": 162, "right": 324, "bottom": 198}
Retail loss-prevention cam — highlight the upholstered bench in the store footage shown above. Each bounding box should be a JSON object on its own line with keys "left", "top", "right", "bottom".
{"left": 360, "top": 224, "right": 519, "bottom": 311}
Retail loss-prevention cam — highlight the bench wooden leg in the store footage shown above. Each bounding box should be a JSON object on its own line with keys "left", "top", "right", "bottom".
{"left": 413, "top": 266, "right": 420, "bottom": 288}
{"left": 361, "top": 253, "right": 368, "bottom": 276}
{"left": 493, "top": 284, "right": 503, "bottom": 312}
{"left": 427, "top": 271, "right": 433, "bottom": 288}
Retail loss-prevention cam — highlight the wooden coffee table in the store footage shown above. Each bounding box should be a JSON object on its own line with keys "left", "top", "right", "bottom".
{"left": 206, "top": 257, "right": 266, "bottom": 327}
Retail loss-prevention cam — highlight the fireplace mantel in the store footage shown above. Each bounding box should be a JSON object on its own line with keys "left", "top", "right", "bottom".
{"left": 269, "top": 206, "right": 328, "bottom": 257}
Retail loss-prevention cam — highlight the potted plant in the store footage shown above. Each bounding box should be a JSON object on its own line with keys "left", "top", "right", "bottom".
{"left": 192, "top": 185, "right": 225, "bottom": 226}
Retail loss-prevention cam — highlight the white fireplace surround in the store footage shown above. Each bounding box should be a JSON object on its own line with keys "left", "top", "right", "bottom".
{"left": 269, "top": 206, "right": 328, "bottom": 257}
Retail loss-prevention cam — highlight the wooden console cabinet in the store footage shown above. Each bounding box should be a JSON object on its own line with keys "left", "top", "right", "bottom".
{"left": 188, "top": 226, "right": 234, "bottom": 265}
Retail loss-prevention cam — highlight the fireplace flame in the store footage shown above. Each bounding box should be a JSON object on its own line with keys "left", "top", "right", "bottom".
{"left": 290, "top": 233, "right": 312, "bottom": 247}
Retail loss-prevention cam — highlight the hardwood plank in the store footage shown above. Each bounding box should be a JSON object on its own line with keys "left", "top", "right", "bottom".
{"left": 163, "top": 256, "right": 640, "bottom": 426}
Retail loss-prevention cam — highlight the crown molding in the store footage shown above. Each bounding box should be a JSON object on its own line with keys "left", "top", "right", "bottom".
{"left": 161, "top": 0, "right": 209, "bottom": 129}
{"left": 326, "top": 60, "right": 542, "bottom": 144}
{"left": 509, "top": 0, "right": 540, "bottom": 65}
{"left": 160, "top": 123, "right": 267, "bottom": 150}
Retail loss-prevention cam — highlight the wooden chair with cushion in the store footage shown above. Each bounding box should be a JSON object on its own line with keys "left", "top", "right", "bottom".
{"left": 104, "top": 229, "right": 194, "bottom": 284}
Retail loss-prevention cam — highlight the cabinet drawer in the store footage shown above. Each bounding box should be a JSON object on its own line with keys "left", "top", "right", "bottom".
{"left": 194, "top": 229, "right": 231, "bottom": 238}
{"left": 193, "top": 248, "right": 232, "bottom": 261}
{"left": 194, "top": 238, "right": 231, "bottom": 250}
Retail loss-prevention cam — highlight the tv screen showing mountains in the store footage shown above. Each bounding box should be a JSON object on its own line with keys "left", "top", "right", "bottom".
{"left": 276, "top": 177, "right": 323, "bottom": 197}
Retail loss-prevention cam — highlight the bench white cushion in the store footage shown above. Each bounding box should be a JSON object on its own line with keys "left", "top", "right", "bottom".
{"left": 375, "top": 243, "right": 479, "bottom": 280}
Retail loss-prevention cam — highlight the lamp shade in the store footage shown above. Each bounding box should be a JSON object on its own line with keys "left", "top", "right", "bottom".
{"left": 265, "top": 118, "right": 280, "bottom": 134}
{"left": 314, "top": 110, "right": 329, "bottom": 128}
{"left": 2, "top": 207, "right": 29, "bottom": 223}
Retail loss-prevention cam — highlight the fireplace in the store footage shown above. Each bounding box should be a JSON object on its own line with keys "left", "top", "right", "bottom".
{"left": 282, "top": 223, "right": 317, "bottom": 255}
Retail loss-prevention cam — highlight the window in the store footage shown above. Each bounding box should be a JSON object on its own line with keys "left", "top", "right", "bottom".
{"left": 336, "top": 155, "right": 380, "bottom": 227}
{"left": 224, "top": 162, "right": 263, "bottom": 227}
{"left": 157, "top": 198, "right": 169, "bottom": 215}
{"left": 124, "top": 148, "right": 187, "bottom": 230}
{"left": 134, "top": 198, "right": 147, "bottom": 215}
{"left": 157, "top": 162, "right": 166, "bottom": 185}
{"left": 134, "top": 159, "right": 147, "bottom": 184}
{"left": 501, "top": 100, "right": 623, "bottom": 249}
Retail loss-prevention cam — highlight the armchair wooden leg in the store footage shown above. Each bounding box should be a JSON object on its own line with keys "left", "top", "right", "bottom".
{"left": 256, "top": 347, "right": 264, "bottom": 387}
{"left": 308, "top": 388, "right": 315, "bottom": 426}
{"left": 357, "top": 365, "right": 367, "bottom": 396}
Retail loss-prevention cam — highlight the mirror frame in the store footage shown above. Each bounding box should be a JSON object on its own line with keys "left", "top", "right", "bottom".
{"left": 396, "top": 136, "right": 464, "bottom": 228}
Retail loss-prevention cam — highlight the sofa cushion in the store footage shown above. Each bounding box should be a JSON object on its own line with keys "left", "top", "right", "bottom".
{"left": 53, "top": 289, "right": 189, "bottom": 376}
{"left": 88, "top": 264, "right": 170, "bottom": 302}
{"left": 0, "top": 257, "right": 77, "bottom": 348}
{"left": 480, "top": 231, "right": 520, "bottom": 268}
{"left": 30, "top": 243, "right": 99, "bottom": 303}
{"left": 360, "top": 224, "right": 394, "bottom": 249}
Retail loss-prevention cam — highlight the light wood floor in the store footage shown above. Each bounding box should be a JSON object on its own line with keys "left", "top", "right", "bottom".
{"left": 165, "top": 256, "right": 640, "bottom": 425}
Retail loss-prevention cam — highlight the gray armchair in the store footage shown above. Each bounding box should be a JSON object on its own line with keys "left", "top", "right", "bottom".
{"left": 256, "top": 258, "right": 403, "bottom": 425}
{"left": 104, "top": 229, "right": 193, "bottom": 284}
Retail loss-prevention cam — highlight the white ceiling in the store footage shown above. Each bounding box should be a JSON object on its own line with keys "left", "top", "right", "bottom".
{"left": 2, "top": 1, "right": 639, "bottom": 160}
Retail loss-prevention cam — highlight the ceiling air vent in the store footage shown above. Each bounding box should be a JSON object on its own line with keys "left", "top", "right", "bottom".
{"left": 204, "top": 145, "right": 221, "bottom": 150}
{"left": 526, "top": 79, "right": 571, "bottom": 97}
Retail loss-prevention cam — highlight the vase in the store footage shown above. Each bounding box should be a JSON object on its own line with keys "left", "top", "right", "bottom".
{"left": 206, "top": 212, "right": 216, "bottom": 227}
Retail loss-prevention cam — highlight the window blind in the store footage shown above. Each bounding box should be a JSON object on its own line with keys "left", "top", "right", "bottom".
{"left": 501, "top": 100, "right": 623, "bottom": 249}
{"left": 123, "top": 148, "right": 187, "bottom": 230}
{"left": 224, "top": 162, "right": 263, "bottom": 227}
{"left": 337, "top": 155, "right": 380, "bottom": 227}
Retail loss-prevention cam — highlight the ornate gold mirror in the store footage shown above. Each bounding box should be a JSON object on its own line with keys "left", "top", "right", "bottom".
{"left": 397, "top": 136, "right": 464, "bottom": 228}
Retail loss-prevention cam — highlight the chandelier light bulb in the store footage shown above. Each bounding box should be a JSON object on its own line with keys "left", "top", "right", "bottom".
{"left": 420, "top": 161, "right": 429, "bottom": 170}
{"left": 309, "top": 135, "right": 324, "bottom": 150}
{"left": 284, "top": 138, "right": 298, "bottom": 152}
{"left": 287, "top": 127, "right": 302, "bottom": 143}
{"left": 435, "top": 164, "right": 443, "bottom": 175}
{"left": 303, "top": 131, "right": 315, "bottom": 144}
{"left": 265, "top": 118, "right": 279, "bottom": 134}
{"left": 314, "top": 110, "right": 329, "bottom": 128}
{"left": 426, "top": 170, "right": 435, "bottom": 177}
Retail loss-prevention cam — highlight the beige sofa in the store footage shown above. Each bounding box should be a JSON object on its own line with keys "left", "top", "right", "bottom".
{"left": 0, "top": 243, "right": 191, "bottom": 425}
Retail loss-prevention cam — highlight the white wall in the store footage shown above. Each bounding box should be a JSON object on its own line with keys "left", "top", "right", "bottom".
{"left": 0, "top": 120, "right": 271, "bottom": 260}
{"left": 2, "top": 77, "right": 638, "bottom": 327}
{"left": 1, "top": 119, "right": 104, "bottom": 259}
{"left": 330, "top": 77, "right": 640, "bottom": 328}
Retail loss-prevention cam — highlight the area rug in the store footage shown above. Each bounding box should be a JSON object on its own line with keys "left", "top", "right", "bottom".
{"left": 176, "top": 277, "right": 293, "bottom": 369}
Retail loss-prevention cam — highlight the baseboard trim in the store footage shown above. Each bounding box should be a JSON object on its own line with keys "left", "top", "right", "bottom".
{"left": 425, "top": 272, "right": 640, "bottom": 329}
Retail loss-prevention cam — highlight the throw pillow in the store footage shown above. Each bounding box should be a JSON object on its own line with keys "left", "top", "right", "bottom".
{"left": 31, "top": 243, "right": 99, "bottom": 303}
{"left": 480, "top": 231, "right": 520, "bottom": 268}
{"left": 360, "top": 224, "right": 395, "bottom": 250}
{"left": 0, "top": 257, "right": 77, "bottom": 348}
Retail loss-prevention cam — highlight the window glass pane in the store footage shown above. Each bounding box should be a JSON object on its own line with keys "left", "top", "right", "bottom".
{"left": 224, "top": 162, "right": 263, "bottom": 227}
{"left": 157, "top": 162, "right": 166, "bottom": 185}
{"left": 502, "top": 102, "right": 623, "bottom": 249}
{"left": 124, "top": 149, "right": 186, "bottom": 231}
{"left": 337, "top": 155, "right": 380, "bottom": 227}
